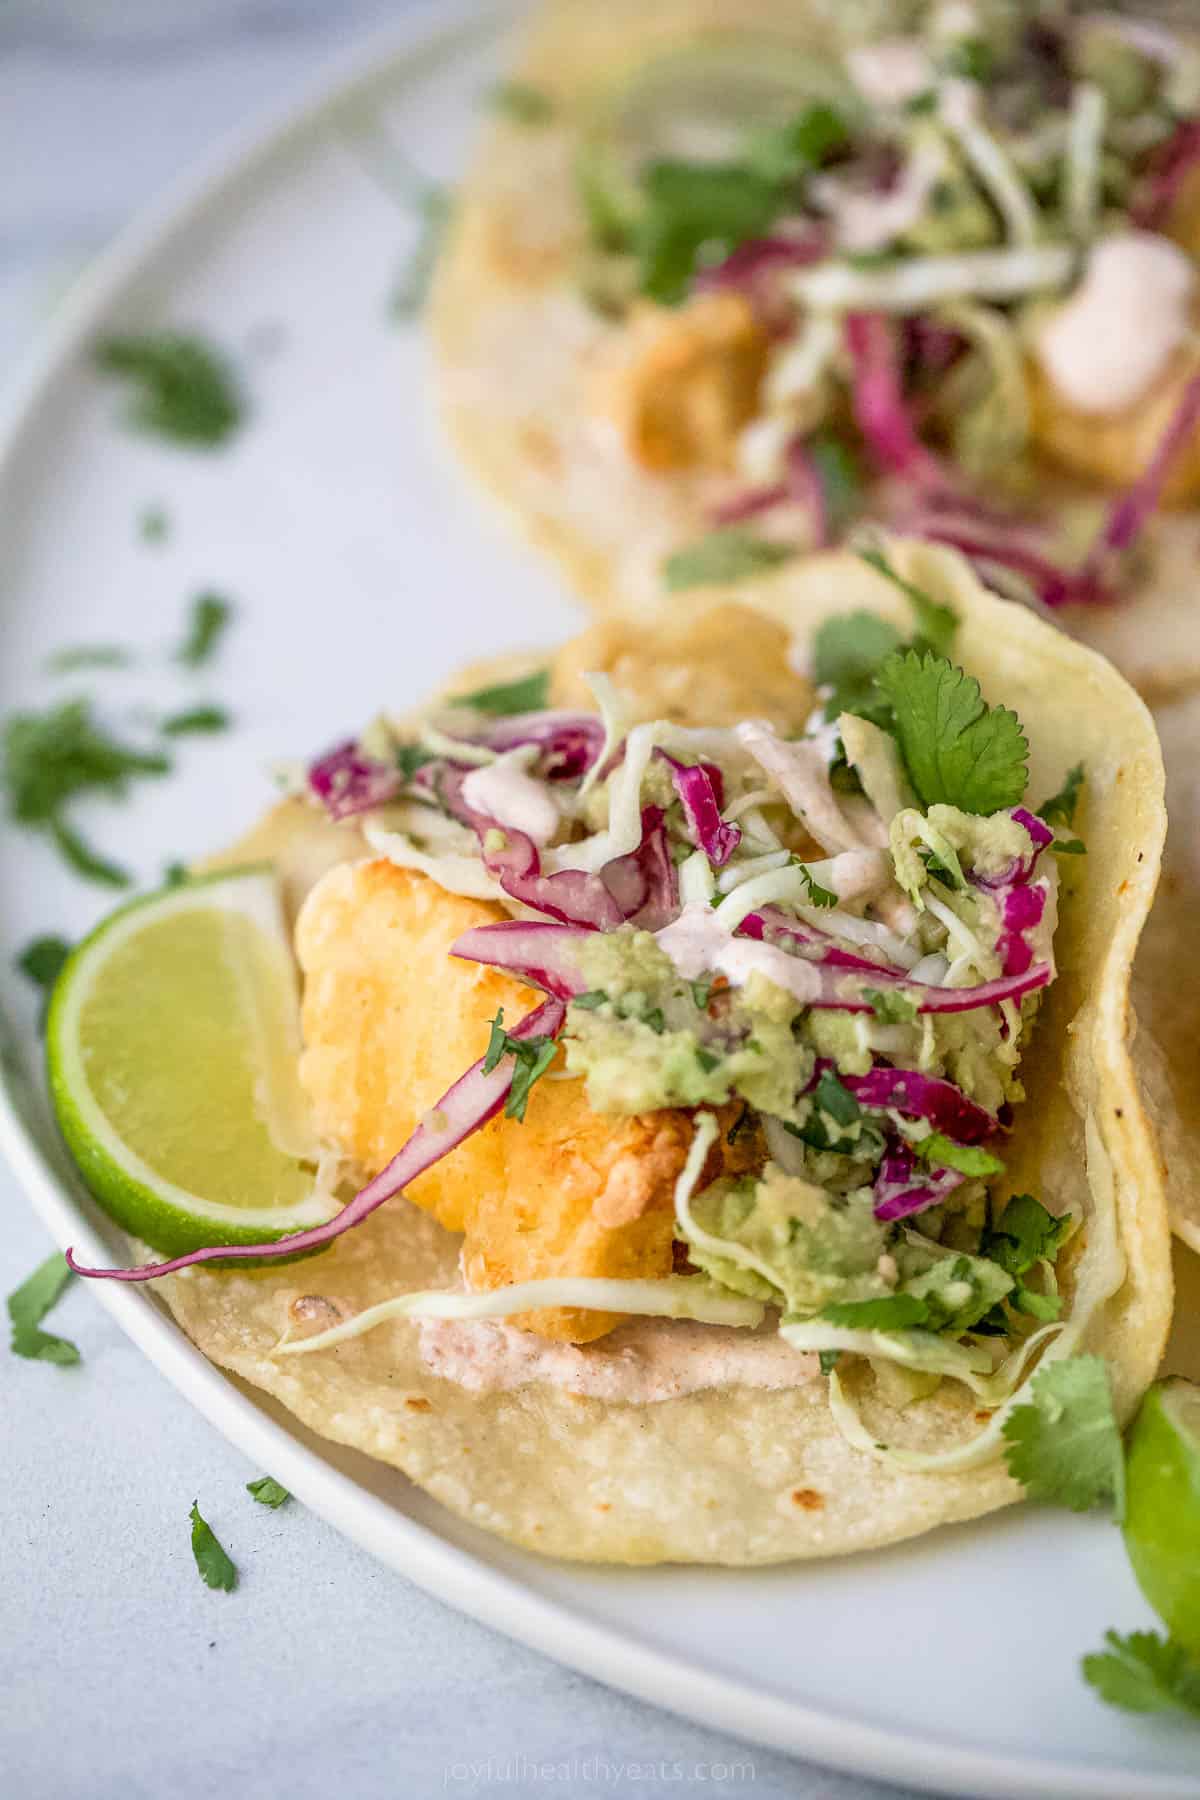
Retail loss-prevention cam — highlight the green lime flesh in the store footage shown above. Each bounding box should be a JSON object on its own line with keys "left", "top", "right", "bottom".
{"left": 1122, "top": 1378, "right": 1200, "bottom": 1655}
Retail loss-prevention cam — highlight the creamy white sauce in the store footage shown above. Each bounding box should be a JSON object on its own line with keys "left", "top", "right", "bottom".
{"left": 418, "top": 1314, "right": 819, "bottom": 1404}
{"left": 654, "top": 902, "right": 843, "bottom": 1004}
{"left": 460, "top": 758, "right": 559, "bottom": 844}
{"left": 736, "top": 719, "right": 865, "bottom": 853}
{"left": 1035, "top": 232, "right": 1196, "bottom": 414}
{"left": 846, "top": 38, "right": 935, "bottom": 106}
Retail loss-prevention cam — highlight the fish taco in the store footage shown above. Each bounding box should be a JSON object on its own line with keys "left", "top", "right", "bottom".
{"left": 59, "top": 543, "right": 1176, "bottom": 1564}
{"left": 433, "top": 0, "right": 1200, "bottom": 700}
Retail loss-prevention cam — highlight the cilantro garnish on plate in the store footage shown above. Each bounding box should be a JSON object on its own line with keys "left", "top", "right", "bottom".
{"left": 95, "top": 332, "right": 244, "bottom": 448}
{"left": 189, "top": 1502, "right": 238, "bottom": 1592}
{"left": 176, "top": 592, "right": 234, "bottom": 668}
{"left": 162, "top": 705, "right": 232, "bottom": 737}
{"left": 1002, "top": 1356, "right": 1125, "bottom": 1516}
{"left": 7, "top": 1250, "right": 79, "bottom": 1366}
{"left": 15, "top": 934, "right": 72, "bottom": 1029}
{"left": 455, "top": 669, "right": 550, "bottom": 716}
{"left": 246, "top": 1476, "right": 291, "bottom": 1509}
{"left": 2, "top": 698, "right": 170, "bottom": 886}
{"left": 1082, "top": 1632, "right": 1200, "bottom": 1717}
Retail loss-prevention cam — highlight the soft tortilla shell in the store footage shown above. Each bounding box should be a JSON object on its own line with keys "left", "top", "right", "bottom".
{"left": 159, "top": 544, "right": 1172, "bottom": 1564}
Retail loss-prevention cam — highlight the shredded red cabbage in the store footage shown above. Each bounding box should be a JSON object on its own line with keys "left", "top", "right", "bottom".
{"left": 309, "top": 741, "right": 403, "bottom": 821}
{"left": 836, "top": 1066, "right": 997, "bottom": 1143}
{"left": 740, "top": 907, "right": 905, "bottom": 975}
{"left": 1086, "top": 369, "right": 1200, "bottom": 570}
{"left": 473, "top": 711, "right": 606, "bottom": 780}
{"left": 1133, "top": 118, "right": 1200, "bottom": 229}
{"left": 693, "top": 231, "right": 827, "bottom": 331}
{"left": 844, "top": 312, "right": 948, "bottom": 487}
{"left": 661, "top": 755, "right": 741, "bottom": 867}
{"left": 872, "top": 1143, "right": 966, "bottom": 1223}
{"left": 67, "top": 996, "right": 566, "bottom": 1282}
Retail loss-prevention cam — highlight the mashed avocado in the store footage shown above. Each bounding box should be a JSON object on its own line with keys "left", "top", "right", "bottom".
{"left": 687, "top": 1168, "right": 892, "bottom": 1313}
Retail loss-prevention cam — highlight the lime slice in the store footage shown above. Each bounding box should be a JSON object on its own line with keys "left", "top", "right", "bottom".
{"left": 1122, "top": 1378, "right": 1200, "bottom": 1654}
{"left": 577, "top": 38, "right": 858, "bottom": 246}
{"left": 47, "top": 866, "right": 334, "bottom": 1258}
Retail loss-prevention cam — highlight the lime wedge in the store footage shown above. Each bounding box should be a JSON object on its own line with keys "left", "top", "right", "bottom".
{"left": 1122, "top": 1379, "right": 1200, "bottom": 1654}
{"left": 47, "top": 866, "right": 334, "bottom": 1257}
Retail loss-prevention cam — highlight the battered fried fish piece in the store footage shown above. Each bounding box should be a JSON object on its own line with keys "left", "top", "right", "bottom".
{"left": 551, "top": 601, "right": 815, "bottom": 732}
{"left": 1028, "top": 340, "right": 1200, "bottom": 504}
{"left": 296, "top": 859, "right": 709, "bottom": 1343}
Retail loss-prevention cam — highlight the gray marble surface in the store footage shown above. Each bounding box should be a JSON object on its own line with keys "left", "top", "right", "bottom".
{"left": 0, "top": 6, "right": 934, "bottom": 1796}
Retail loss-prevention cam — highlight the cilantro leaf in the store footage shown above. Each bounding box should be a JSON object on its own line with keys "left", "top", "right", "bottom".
{"left": 162, "top": 705, "right": 231, "bottom": 737}
{"left": 821, "top": 1293, "right": 930, "bottom": 1329}
{"left": 984, "top": 1193, "right": 1072, "bottom": 1277}
{"left": 2, "top": 698, "right": 170, "bottom": 886}
{"left": 481, "top": 1008, "right": 559, "bottom": 1122}
{"left": 164, "top": 861, "right": 189, "bottom": 887}
{"left": 1039, "top": 763, "right": 1084, "bottom": 829}
{"left": 818, "top": 1349, "right": 842, "bottom": 1375}
{"left": 635, "top": 160, "right": 782, "bottom": 305}
{"left": 812, "top": 611, "right": 904, "bottom": 718}
{"left": 875, "top": 651, "right": 1029, "bottom": 815}
{"left": 570, "top": 989, "right": 610, "bottom": 1011}
{"left": 15, "top": 934, "right": 72, "bottom": 1029}
{"left": 1002, "top": 1355, "right": 1125, "bottom": 1516}
{"left": 8, "top": 1250, "right": 80, "bottom": 1366}
{"left": 246, "top": 1476, "right": 291, "bottom": 1509}
{"left": 176, "top": 592, "right": 233, "bottom": 667}
{"left": 863, "top": 986, "right": 918, "bottom": 1023}
{"left": 1082, "top": 1632, "right": 1200, "bottom": 1717}
{"left": 742, "top": 103, "right": 850, "bottom": 184}
{"left": 44, "top": 645, "right": 132, "bottom": 674}
{"left": 454, "top": 669, "right": 550, "bottom": 716}
{"left": 394, "top": 742, "right": 437, "bottom": 782}
{"left": 95, "top": 333, "right": 243, "bottom": 448}
{"left": 663, "top": 528, "right": 794, "bottom": 593}
{"left": 807, "top": 434, "right": 863, "bottom": 537}
{"left": 1052, "top": 838, "right": 1086, "bottom": 857}
{"left": 857, "top": 549, "right": 958, "bottom": 659}
{"left": 915, "top": 1132, "right": 1004, "bottom": 1177}
{"left": 814, "top": 1069, "right": 861, "bottom": 1127}
{"left": 189, "top": 1502, "right": 238, "bottom": 1591}
{"left": 798, "top": 863, "right": 837, "bottom": 908}
{"left": 489, "top": 80, "right": 556, "bottom": 124}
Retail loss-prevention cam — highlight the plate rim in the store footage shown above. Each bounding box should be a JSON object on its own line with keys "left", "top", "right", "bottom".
{"left": 0, "top": 8, "right": 1194, "bottom": 1795}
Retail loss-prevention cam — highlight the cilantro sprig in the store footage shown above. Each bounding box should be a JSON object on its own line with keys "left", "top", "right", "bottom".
{"left": 1082, "top": 1632, "right": 1200, "bottom": 1717}
{"left": 454, "top": 669, "right": 550, "bottom": 716}
{"left": 95, "top": 332, "right": 243, "bottom": 448}
{"left": 876, "top": 651, "right": 1029, "bottom": 815}
{"left": 176, "top": 592, "right": 233, "bottom": 667}
{"left": 482, "top": 1008, "right": 559, "bottom": 1122}
{"left": 7, "top": 1251, "right": 79, "bottom": 1366}
{"left": 246, "top": 1476, "right": 290, "bottom": 1509}
{"left": 1002, "top": 1356, "right": 1126, "bottom": 1516}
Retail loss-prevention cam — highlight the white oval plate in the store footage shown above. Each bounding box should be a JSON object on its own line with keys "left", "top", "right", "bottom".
{"left": 1, "top": 7, "right": 1197, "bottom": 1795}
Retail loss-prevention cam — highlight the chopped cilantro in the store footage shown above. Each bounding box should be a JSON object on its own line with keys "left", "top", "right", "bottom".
{"left": 663, "top": 528, "right": 794, "bottom": 593}
{"left": 95, "top": 332, "right": 243, "bottom": 448}
{"left": 390, "top": 183, "right": 453, "bottom": 319}
{"left": 742, "top": 102, "right": 850, "bottom": 185}
{"left": 1082, "top": 1631, "right": 1200, "bottom": 1717}
{"left": 44, "top": 645, "right": 132, "bottom": 674}
{"left": 163, "top": 861, "right": 188, "bottom": 887}
{"left": 15, "top": 934, "right": 71, "bottom": 1029}
{"left": 635, "top": 159, "right": 782, "bottom": 305}
{"left": 818, "top": 1349, "right": 842, "bottom": 1376}
{"left": 1039, "top": 763, "right": 1084, "bottom": 829}
{"left": 394, "top": 742, "right": 437, "bottom": 781}
{"left": 915, "top": 1132, "right": 1004, "bottom": 1177}
{"left": 139, "top": 503, "right": 169, "bottom": 545}
{"left": 875, "top": 651, "right": 1028, "bottom": 815}
{"left": 984, "top": 1193, "right": 1072, "bottom": 1277}
{"left": 8, "top": 1250, "right": 79, "bottom": 1365}
{"left": 798, "top": 863, "right": 837, "bottom": 908}
{"left": 189, "top": 1502, "right": 238, "bottom": 1592}
{"left": 454, "top": 669, "right": 550, "bottom": 716}
{"left": 489, "top": 80, "right": 556, "bottom": 124}
{"left": 482, "top": 1008, "right": 558, "bottom": 1122}
{"left": 863, "top": 986, "right": 918, "bottom": 1023}
{"left": 162, "top": 705, "right": 231, "bottom": 737}
{"left": 2, "top": 698, "right": 170, "bottom": 887}
{"left": 822, "top": 1293, "right": 929, "bottom": 1329}
{"left": 689, "top": 977, "right": 713, "bottom": 1011}
{"left": 1052, "top": 838, "right": 1086, "bottom": 857}
{"left": 944, "top": 37, "right": 994, "bottom": 82}
{"left": 176, "top": 592, "right": 233, "bottom": 667}
{"left": 246, "top": 1476, "right": 291, "bottom": 1509}
{"left": 857, "top": 549, "right": 958, "bottom": 659}
{"left": 571, "top": 990, "right": 610, "bottom": 1010}
{"left": 813, "top": 1069, "right": 860, "bottom": 1127}
{"left": 1002, "top": 1355, "right": 1125, "bottom": 1517}
{"left": 695, "top": 1047, "right": 721, "bottom": 1073}
{"left": 642, "top": 1007, "right": 665, "bottom": 1034}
